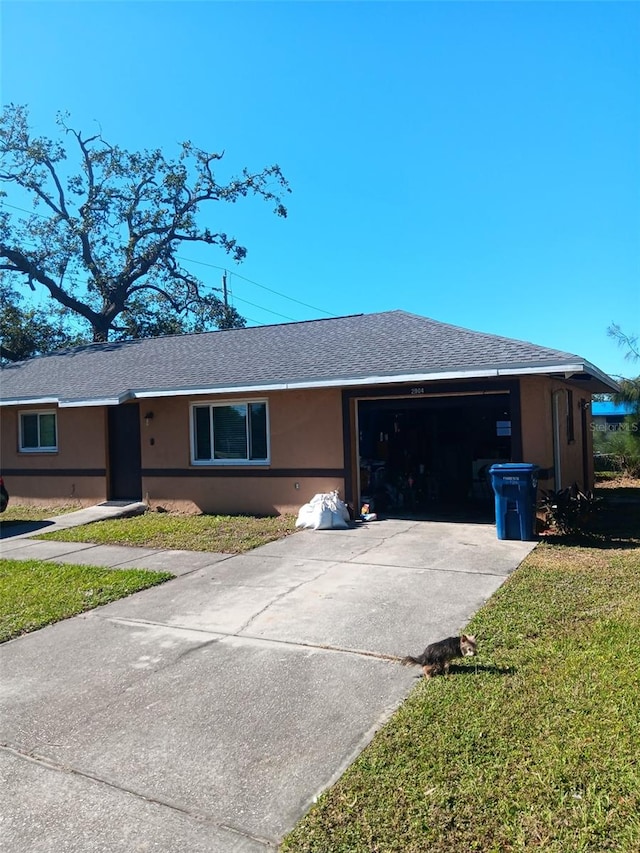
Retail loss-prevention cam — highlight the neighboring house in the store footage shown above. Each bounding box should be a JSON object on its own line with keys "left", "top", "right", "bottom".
{"left": 590, "top": 400, "right": 638, "bottom": 434}
{"left": 0, "top": 310, "right": 619, "bottom": 516}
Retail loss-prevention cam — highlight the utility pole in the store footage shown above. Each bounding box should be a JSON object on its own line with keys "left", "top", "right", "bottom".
{"left": 222, "top": 271, "right": 229, "bottom": 307}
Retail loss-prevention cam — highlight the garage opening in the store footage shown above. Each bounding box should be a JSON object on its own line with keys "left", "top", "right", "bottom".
{"left": 357, "top": 393, "right": 512, "bottom": 519}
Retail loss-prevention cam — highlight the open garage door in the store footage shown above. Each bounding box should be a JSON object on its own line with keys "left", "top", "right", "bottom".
{"left": 357, "top": 393, "right": 512, "bottom": 518}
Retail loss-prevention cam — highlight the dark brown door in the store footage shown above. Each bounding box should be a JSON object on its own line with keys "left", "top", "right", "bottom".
{"left": 108, "top": 404, "right": 142, "bottom": 500}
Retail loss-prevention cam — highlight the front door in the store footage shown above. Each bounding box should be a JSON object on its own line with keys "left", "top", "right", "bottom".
{"left": 108, "top": 404, "right": 142, "bottom": 500}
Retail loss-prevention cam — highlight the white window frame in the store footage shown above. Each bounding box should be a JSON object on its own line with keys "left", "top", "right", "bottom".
{"left": 19, "top": 409, "right": 58, "bottom": 453}
{"left": 189, "top": 400, "right": 270, "bottom": 466}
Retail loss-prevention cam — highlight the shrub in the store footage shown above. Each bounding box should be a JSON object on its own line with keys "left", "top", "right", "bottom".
{"left": 538, "top": 485, "right": 603, "bottom": 535}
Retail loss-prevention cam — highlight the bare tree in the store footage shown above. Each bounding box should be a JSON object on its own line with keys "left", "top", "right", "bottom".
{"left": 0, "top": 104, "right": 290, "bottom": 344}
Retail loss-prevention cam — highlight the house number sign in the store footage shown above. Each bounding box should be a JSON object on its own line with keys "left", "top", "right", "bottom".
{"left": 410, "top": 387, "right": 425, "bottom": 395}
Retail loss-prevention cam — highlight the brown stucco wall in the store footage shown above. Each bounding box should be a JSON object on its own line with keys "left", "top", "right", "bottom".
{"left": 519, "top": 376, "right": 593, "bottom": 491}
{"left": 269, "top": 388, "right": 344, "bottom": 468}
{"left": 139, "top": 474, "right": 345, "bottom": 516}
{"left": 1, "top": 377, "right": 595, "bottom": 513}
{"left": 0, "top": 405, "right": 108, "bottom": 506}
{"left": 139, "top": 387, "right": 346, "bottom": 514}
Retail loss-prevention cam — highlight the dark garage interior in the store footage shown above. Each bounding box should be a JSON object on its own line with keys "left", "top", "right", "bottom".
{"left": 357, "top": 393, "right": 512, "bottom": 518}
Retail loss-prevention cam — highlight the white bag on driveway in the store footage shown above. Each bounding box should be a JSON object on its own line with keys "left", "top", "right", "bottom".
{"left": 295, "top": 491, "right": 350, "bottom": 530}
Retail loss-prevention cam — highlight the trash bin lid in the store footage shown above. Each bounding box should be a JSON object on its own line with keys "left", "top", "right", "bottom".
{"left": 488, "top": 463, "right": 539, "bottom": 473}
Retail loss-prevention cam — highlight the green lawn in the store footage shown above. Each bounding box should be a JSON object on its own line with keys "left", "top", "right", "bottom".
{"left": 0, "top": 559, "right": 173, "bottom": 643}
{"left": 33, "top": 511, "right": 298, "bottom": 553}
{"left": 1, "top": 508, "right": 296, "bottom": 642}
{"left": 1, "top": 503, "right": 82, "bottom": 523}
{"left": 281, "top": 495, "right": 640, "bottom": 852}
{"left": 4, "top": 493, "right": 640, "bottom": 849}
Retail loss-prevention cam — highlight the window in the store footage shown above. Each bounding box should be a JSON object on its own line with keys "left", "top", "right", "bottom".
{"left": 566, "top": 390, "right": 575, "bottom": 443}
{"left": 19, "top": 411, "right": 57, "bottom": 452}
{"left": 191, "top": 401, "right": 269, "bottom": 464}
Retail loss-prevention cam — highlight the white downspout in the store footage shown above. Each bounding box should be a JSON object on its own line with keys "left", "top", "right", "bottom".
{"left": 552, "top": 390, "right": 564, "bottom": 490}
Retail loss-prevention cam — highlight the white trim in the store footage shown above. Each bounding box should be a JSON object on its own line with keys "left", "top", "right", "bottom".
{"left": 58, "top": 391, "right": 135, "bottom": 408}
{"left": 189, "top": 399, "right": 271, "bottom": 466}
{"left": 59, "top": 398, "right": 124, "bottom": 408}
{"left": 18, "top": 409, "right": 58, "bottom": 453}
{"left": 123, "top": 360, "right": 621, "bottom": 395}
{"left": 1, "top": 396, "right": 59, "bottom": 407}
{"left": 1, "top": 360, "right": 620, "bottom": 409}
{"left": 552, "top": 390, "right": 564, "bottom": 490}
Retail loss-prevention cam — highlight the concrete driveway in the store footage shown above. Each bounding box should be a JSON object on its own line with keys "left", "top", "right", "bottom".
{"left": 1, "top": 518, "right": 536, "bottom": 852}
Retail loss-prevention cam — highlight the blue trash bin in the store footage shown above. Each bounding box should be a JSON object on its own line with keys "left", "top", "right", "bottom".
{"left": 489, "top": 463, "right": 539, "bottom": 541}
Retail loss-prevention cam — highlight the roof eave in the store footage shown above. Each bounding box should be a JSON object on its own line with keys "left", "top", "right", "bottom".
{"left": 0, "top": 396, "right": 60, "bottom": 408}
{"left": 0, "top": 360, "right": 619, "bottom": 408}
{"left": 0, "top": 392, "right": 134, "bottom": 409}
{"left": 130, "top": 360, "right": 619, "bottom": 397}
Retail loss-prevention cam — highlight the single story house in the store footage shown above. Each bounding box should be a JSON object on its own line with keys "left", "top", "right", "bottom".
{"left": 0, "top": 310, "right": 619, "bottom": 516}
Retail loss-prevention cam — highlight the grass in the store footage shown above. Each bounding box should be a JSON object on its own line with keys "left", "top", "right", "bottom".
{"left": 34, "top": 510, "right": 298, "bottom": 553}
{"left": 281, "top": 490, "right": 640, "bottom": 853}
{"left": 594, "top": 476, "right": 640, "bottom": 500}
{"left": 1, "top": 506, "right": 296, "bottom": 642}
{"left": 1, "top": 503, "right": 82, "bottom": 523}
{"left": 4, "top": 488, "right": 639, "bottom": 848}
{"left": 0, "top": 559, "right": 173, "bottom": 643}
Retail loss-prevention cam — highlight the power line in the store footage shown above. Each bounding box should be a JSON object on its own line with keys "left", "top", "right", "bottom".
{"left": 177, "top": 254, "right": 335, "bottom": 318}
{"left": 219, "top": 290, "right": 296, "bottom": 322}
{"left": 1, "top": 201, "right": 336, "bottom": 321}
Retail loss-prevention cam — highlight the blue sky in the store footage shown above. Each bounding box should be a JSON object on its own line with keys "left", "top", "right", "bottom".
{"left": 1, "top": 0, "right": 638, "bottom": 380}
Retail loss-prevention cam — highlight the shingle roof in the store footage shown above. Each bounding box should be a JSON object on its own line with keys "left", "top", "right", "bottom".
{"left": 0, "top": 310, "right": 618, "bottom": 406}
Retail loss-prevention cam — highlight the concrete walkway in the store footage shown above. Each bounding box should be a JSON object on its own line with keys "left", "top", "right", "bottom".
{"left": 1, "top": 509, "right": 537, "bottom": 852}
{"left": 0, "top": 500, "right": 148, "bottom": 541}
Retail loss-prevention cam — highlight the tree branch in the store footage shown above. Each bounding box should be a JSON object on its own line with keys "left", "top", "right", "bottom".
{"left": 126, "top": 281, "right": 187, "bottom": 312}
{"left": 0, "top": 105, "right": 288, "bottom": 342}
{"left": 0, "top": 245, "right": 103, "bottom": 327}
{"left": 72, "top": 129, "right": 104, "bottom": 281}
{"left": 608, "top": 324, "right": 640, "bottom": 362}
{"left": 0, "top": 343, "right": 19, "bottom": 362}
